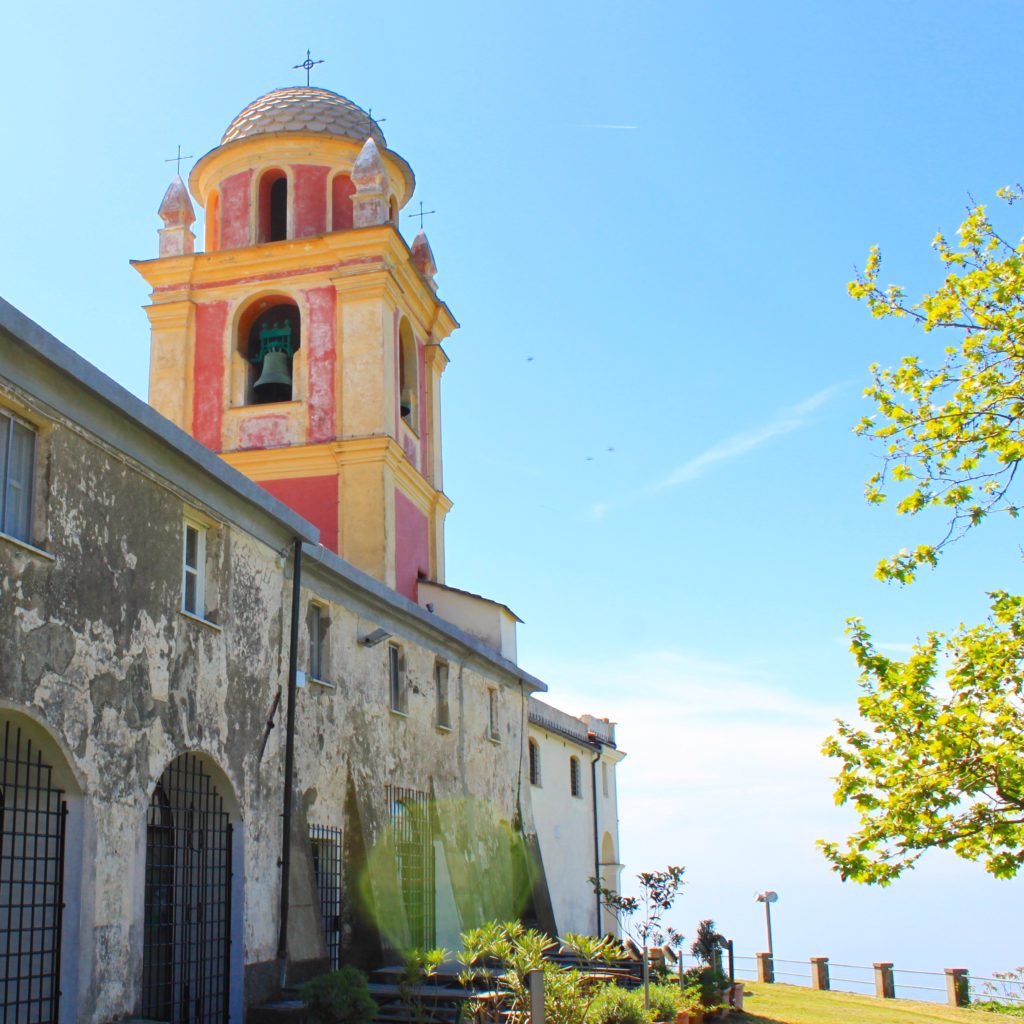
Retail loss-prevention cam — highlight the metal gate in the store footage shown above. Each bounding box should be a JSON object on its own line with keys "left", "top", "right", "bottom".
{"left": 309, "top": 825, "right": 342, "bottom": 969}
{"left": 0, "top": 719, "right": 67, "bottom": 1024}
{"left": 142, "top": 754, "right": 232, "bottom": 1024}
{"left": 387, "top": 786, "right": 435, "bottom": 949}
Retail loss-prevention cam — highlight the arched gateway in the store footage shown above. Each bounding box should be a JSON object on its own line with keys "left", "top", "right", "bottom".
{"left": 0, "top": 719, "right": 68, "bottom": 1024}
{"left": 142, "top": 753, "right": 234, "bottom": 1024}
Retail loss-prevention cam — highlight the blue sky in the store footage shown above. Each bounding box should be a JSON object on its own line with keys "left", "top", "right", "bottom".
{"left": 3, "top": 0, "right": 1022, "bottom": 987}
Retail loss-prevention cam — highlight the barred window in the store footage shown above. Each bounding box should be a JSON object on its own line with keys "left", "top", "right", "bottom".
{"left": 529, "top": 739, "right": 541, "bottom": 786}
{"left": 389, "top": 644, "right": 406, "bottom": 713}
{"left": 435, "top": 662, "right": 450, "bottom": 729}
{"left": 570, "top": 756, "right": 582, "bottom": 798}
{"left": 0, "top": 411, "right": 35, "bottom": 542}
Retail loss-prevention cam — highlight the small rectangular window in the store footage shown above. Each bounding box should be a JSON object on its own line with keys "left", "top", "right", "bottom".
{"left": 182, "top": 521, "right": 205, "bottom": 616}
{"left": 389, "top": 644, "right": 406, "bottom": 713}
{"left": 570, "top": 756, "right": 582, "bottom": 798}
{"left": 529, "top": 739, "right": 541, "bottom": 786}
{"left": 0, "top": 411, "right": 36, "bottom": 543}
{"left": 309, "top": 603, "right": 329, "bottom": 681}
{"left": 602, "top": 761, "right": 609, "bottom": 798}
{"left": 435, "top": 662, "right": 450, "bottom": 729}
{"left": 488, "top": 689, "right": 499, "bottom": 741}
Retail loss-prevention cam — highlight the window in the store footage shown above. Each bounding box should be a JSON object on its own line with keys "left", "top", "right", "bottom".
{"left": 435, "top": 661, "right": 450, "bottom": 729}
{"left": 0, "top": 411, "right": 35, "bottom": 543}
{"left": 309, "top": 602, "right": 329, "bottom": 682}
{"left": 529, "top": 739, "right": 541, "bottom": 786}
{"left": 181, "top": 520, "right": 206, "bottom": 616}
{"left": 570, "top": 756, "right": 581, "bottom": 798}
{"left": 602, "top": 761, "right": 609, "bottom": 797}
{"left": 398, "top": 319, "right": 418, "bottom": 431}
{"left": 389, "top": 644, "right": 406, "bottom": 713}
{"left": 488, "top": 689, "right": 499, "bottom": 741}
{"left": 258, "top": 169, "right": 288, "bottom": 243}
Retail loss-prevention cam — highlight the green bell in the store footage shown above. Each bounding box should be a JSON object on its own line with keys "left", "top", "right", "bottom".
{"left": 254, "top": 350, "right": 293, "bottom": 393}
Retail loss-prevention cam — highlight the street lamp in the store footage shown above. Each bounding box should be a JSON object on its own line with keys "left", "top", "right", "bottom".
{"left": 754, "top": 891, "right": 778, "bottom": 957}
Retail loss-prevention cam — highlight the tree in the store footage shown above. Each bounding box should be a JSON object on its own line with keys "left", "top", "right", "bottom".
{"left": 820, "top": 187, "right": 1024, "bottom": 883}
{"left": 592, "top": 865, "right": 685, "bottom": 1010}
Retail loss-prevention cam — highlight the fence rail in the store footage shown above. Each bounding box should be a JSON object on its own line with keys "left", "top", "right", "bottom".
{"left": 686, "top": 953, "right": 1018, "bottom": 1008}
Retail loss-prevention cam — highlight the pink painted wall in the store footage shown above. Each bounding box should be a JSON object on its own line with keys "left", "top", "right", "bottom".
{"left": 304, "top": 285, "right": 337, "bottom": 442}
{"left": 395, "top": 489, "right": 430, "bottom": 601}
{"left": 331, "top": 175, "right": 355, "bottom": 230}
{"left": 294, "top": 165, "right": 330, "bottom": 238}
{"left": 193, "top": 301, "right": 229, "bottom": 450}
{"left": 219, "top": 170, "right": 253, "bottom": 249}
{"left": 238, "top": 414, "right": 289, "bottom": 450}
{"left": 259, "top": 475, "right": 338, "bottom": 553}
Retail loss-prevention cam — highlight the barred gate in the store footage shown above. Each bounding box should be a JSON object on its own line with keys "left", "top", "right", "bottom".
{"left": 0, "top": 720, "right": 67, "bottom": 1024}
{"left": 309, "top": 825, "right": 342, "bottom": 970}
{"left": 142, "top": 754, "right": 232, "bottom": 1024}
{"left": 387, "top": 786, "right": 435, "bottom": 949}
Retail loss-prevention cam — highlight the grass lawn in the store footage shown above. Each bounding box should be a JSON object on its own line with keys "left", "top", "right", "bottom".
{"left": 734, "top": 982, "right": 1021, "bottom": 1023}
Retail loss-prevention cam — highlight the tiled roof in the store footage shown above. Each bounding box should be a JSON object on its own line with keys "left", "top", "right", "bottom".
{"left": 222, "top": 87, "right": 386, "bottom": 147}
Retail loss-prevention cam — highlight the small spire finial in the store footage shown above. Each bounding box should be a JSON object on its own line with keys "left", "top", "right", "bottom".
{"left": 293, "top": 49, "right": 324, "bottom": 86}
{"left": 164, "top": 145, "right": 194, "bottom": 177}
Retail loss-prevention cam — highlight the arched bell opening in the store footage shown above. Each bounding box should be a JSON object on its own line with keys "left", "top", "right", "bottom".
{"left": 140, "top": 752, "right": 243, "bottom": 1024}
{"left": 257, "top": 168, "right": 289, "bottom": 243}
{"left": 388, "top": 195, "right": 399, "bottom": 226}
{"left": 0, "top": 709, "right": 85, "bottom": 1024}
{"left": 237, "top": 296, "right": 302, "bottom": 406}
{"left": 398, "top": 318, "right": 418, "bottom": 431}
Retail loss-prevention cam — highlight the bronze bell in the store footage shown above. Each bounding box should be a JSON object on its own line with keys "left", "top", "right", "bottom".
{"left": 254, "top": 350, "right": 292, "bottom": 393}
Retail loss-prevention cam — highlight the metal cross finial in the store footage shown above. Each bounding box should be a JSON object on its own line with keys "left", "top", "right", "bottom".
{"left": 367, "top": 108, "right": 387, "bottom": 127}
{"left": 409, "top": 201, "right": 436, "bottom": 230}
{"left": 165, "top": 145, "right": 194, "bottom": 177}
{"left": 293, "top": 49, "right": 324, "bottom": 86}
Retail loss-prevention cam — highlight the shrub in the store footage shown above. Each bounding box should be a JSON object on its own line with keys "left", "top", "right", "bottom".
{"left": 590, "top": 984, "right": 651, "bottom": 1024}
{"left": 647, "top": 982, "right": 684, "bottom": 1022}
{"left": 301, "top": 965, "right": 379, "bottom": 1024}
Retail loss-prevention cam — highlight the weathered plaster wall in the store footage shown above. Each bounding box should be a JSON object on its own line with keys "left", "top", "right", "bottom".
{"left": 1, "top": 369, "right": 538, "bottom": 1021}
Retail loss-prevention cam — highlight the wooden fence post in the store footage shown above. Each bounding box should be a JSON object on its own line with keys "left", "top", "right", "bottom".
{"left": 945, "top": 969, "right": 969, "bottom": 1007}
{"left": 527, "top": 968, "right": 545, "bottom": 1024}
{"left": 756, "top": 953, "right": 774, "bottom": 984}
{"left": 810, "top": 957, "right": 830, "bottom": 991}
{"left": 873, "top": 963, "right": 895, "bottom": 999}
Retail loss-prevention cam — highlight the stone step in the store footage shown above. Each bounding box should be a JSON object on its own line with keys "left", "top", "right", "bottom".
{"left": 247, "top": 998, "right": 309, "bottom": 1024}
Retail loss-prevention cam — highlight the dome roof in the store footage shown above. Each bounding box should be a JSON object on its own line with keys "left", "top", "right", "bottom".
{"left": 221, "top": 87, "right": 387, "bottom": 147}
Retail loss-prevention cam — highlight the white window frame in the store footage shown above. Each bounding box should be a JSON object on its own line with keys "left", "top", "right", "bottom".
{"left": 529, "top": 738, "right": 541, "bottom": 787}
{"left": 487, "top": 688, "right": 500, "bottom": 742}
{"left": 181, "top": 519, "right": 206, "bottom": 617}
{"left": 0, "top": 409, "right": 36, "bottom": 544}
{"left": 388, "top": 643, "right": 407, "bottom": 714}
{"left": 435, "top": 661, "right": 451, "bottom": 730}
{"left": 309, "top": 601, "right": 329, "bottom": 683}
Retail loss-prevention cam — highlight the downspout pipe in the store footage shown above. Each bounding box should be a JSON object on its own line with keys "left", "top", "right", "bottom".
{"left": 590, "top": 742, "right": 602, "bottom": 936}
{"left": 277, "top": 538, "right": 303, "bottom": 984}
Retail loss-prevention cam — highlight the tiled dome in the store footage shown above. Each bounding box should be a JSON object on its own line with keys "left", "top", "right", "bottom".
{"left": 221, "top": 87, "right": 386, "bottom": 147}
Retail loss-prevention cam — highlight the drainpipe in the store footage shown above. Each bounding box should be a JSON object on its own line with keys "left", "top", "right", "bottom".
{"left": 590, "top": 741, "right": 602, "bottom": 936}
{"left": 277, "top": 538, "right": 302, "bottom": 986}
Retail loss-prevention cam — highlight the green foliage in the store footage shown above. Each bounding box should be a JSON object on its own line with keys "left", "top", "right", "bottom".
{"left": 589, "top": 985, "right": 651, "bottom": 1024}
{"left": 848, "top": 188, "right": 1024, "bottom": 583}
{"left": 689, "top": 920, "right": 723, "bottom": 967}
{"left": 300, "top": 965, "right": 379, "bottom": 1024}
{"left": 647, "top": 982, "right": 685, "bottom": 1021}
{"left": 820, "top": 601, "right": 1024, "bottom": 882}
{"left": 397, "top": 947, "right": 448, "bottom": 1024}
{"left": 823, "top": 187, "right": 1024, "bottom": 884}
{"left": 682, "top": 967, "right": 729, "bottom": 1011}
{"left": 458, "top": 921, "right": 625, "bottom": 1024}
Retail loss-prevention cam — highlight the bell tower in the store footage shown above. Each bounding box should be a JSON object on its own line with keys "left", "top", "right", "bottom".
{"left": 133, "top": 87, "right": 457, "bottom": 600}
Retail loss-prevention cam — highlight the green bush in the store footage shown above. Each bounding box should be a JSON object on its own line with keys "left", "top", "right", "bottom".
{"left": 301, "top": 965, "right": 379, "bottom": 1024}
{"left": 681, "top": 966, "right": 729, "bottom": 1010}
{"left": 589, "top": 984, "right": 651, "bottom": 1024}
{"left": 648, "top": 982, "right": 684, "bottom": 1022}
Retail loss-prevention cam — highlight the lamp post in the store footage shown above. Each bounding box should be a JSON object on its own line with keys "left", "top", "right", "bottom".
{"left": 755, "top": 891, "right": 778, "bottom": 957}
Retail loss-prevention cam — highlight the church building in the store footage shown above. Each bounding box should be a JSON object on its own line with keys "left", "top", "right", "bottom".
{"left": 0, "top": 83, "right": 624, "bottom": 1024}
